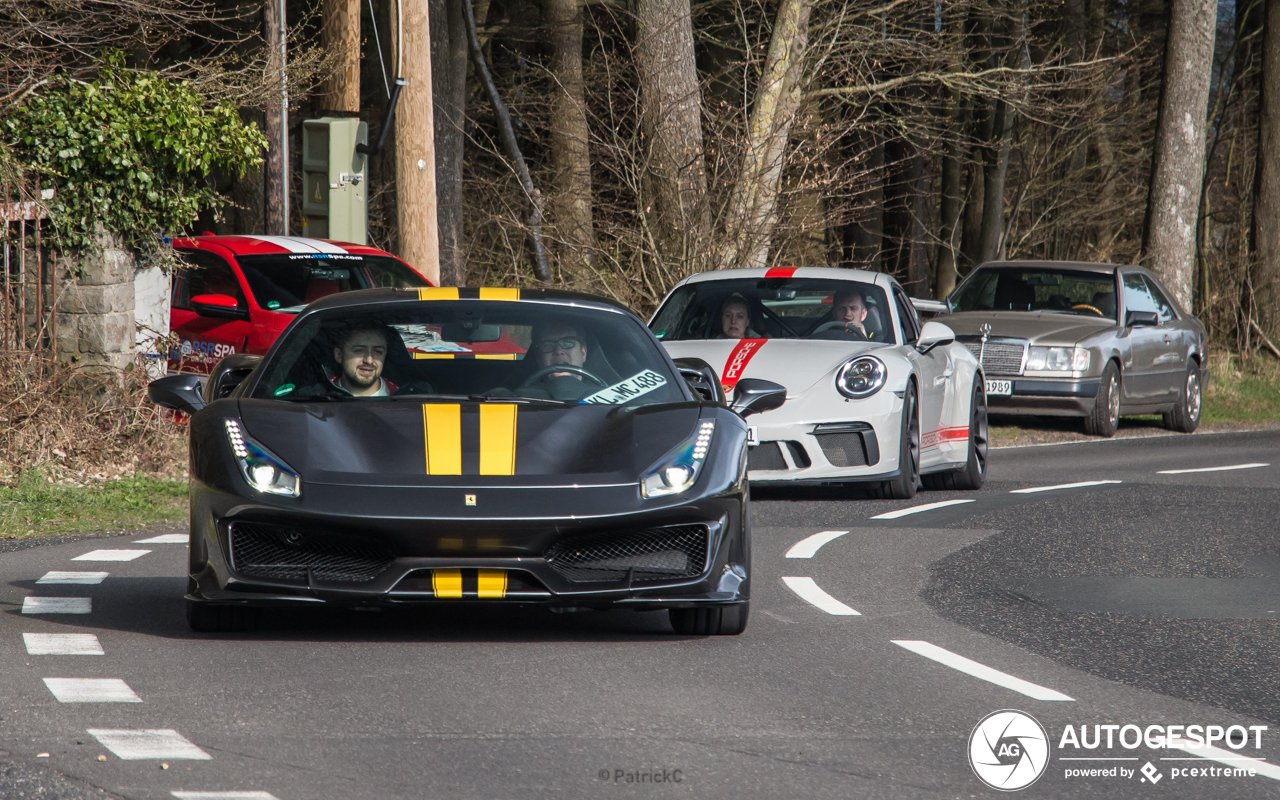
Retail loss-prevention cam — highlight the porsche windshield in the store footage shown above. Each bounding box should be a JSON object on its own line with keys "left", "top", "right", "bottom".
{"left": 950, "top": 268, "right": 1118, "bottom": 320}
{"left": 252, "top": 301, "right": 685, "bottom": 406}
{"left": 650, "top": 278, "right": 896, "bottom": 343}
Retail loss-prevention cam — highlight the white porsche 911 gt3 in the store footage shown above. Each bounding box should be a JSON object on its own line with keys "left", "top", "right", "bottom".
{"left": 650, "top": 267, "right": 987, "bottom": 498}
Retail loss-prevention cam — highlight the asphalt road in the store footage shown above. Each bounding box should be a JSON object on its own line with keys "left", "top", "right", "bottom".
{"left": 2, "top": 429, "right": 1279, "bottom": 799}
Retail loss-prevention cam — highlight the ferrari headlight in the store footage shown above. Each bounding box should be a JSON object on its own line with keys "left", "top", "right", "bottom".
{"left": 1026, "top": 346, "right": 1090, "bottom": 373}
{"left": 641, "top": 420, "right": 714, "bottom": 498}
{"left": 835, "top": 355, "right": 887, "bottom": 399}
{"left": 224, "top": 419, "right": 301, "bottom": 497}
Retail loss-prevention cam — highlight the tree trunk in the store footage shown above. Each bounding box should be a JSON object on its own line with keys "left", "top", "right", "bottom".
{"left": 1254, "top": 0, "right": 1280, "bottom": 336}
{"left": 396, "top": 0, "right": 442, "bottom": 283}
{"left": 547, "top": 0, "right": 598, "bottom": 281}
{"left": 263, "top": 0, "right": 285, "bottom": 236}
{"left": 846, "top": 130, "right": 883, "bottom": 268}
{"left": 715, "top": 0, "right": 814, "bottom": 270}
{"left": 979, "top": 97, "right": 1014, "bottom": 262}
{"left": 432, "top": 0, "right": 468, "bottom": 285}
{"left": 937, "top": 6, "right": 967, "bottom": 298}
{"left": 321, "top": 0, "right": 361, "bottom": 113}
{"left": 636, "top": 0, "right": 709, "bottom": 274}
{"left": 1142, "top": 0, "right": 1216, "bottom": 309}
{"left": 882, "top": 136, "right": 929, "bottom": 296}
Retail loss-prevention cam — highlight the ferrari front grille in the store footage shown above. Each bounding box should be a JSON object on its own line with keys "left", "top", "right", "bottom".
{"left": 229, "top": 522, "right": 394, "bottom": 583}
{"left": 748, "top": 442, "right": 788, "bottom": 471}
{"left": 815, "top": 433, "right": 867, "bottom": 467}
{"left": 960, "top": 338, "right": 1027, "bottom": 376}
{"left": 544, "top": 525, "right": 710, "bottom": 583}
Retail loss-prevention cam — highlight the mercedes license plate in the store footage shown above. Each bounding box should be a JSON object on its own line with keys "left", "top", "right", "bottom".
{"left": 986, "top": 379, "right": 1012, "bottom": 396}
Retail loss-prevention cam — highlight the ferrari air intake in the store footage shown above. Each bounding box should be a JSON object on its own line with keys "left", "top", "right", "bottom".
{"left": 544, "top": 525, "right": 710, "bottom": 583}
{"left": 229, "top": 522, "right": 394, "bottom": 583}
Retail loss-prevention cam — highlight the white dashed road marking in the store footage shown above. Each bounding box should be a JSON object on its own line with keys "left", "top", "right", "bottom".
{"left": 870, "top": 499, "right": 976, "bottom": 520}
{"left": 171, "top": 788, "right": 281, "bottom": 793}
{"left": 1165, "top": 739, "right": 1280, "bottom": 781}
{"left": 88, "top": 729, "right": 212, "bottom": 760}
{"left": 22, "top": 597, "right": 91, "bottom": 614}
{"left": 135, "top": 533, "right": 189, "bottom": 544}
{"left": 1010, "top": 480, "right": 1122, "bottom": 494}
{"left": 44, "top": 678, "right": 141, "bottom": 703}
{"left": 891, "top": 640, "right": 1074, "bottom": 701}
{"left": 72, "top": 549, "right": 151, "bottom": 562}
{"left": 1158, "top": 463, "right": 1270, "bottom": 475}
{"left": 785, "top": 531, "right": 848, "bottom": 558}
{"left": 23, "top": 633, "right": 103, "bottom": 655}
{"left": 781, "top": 577, "right": 861, "bottom": 616}
{"left": 37, "top": 571, "right": 108, "bottom": 585}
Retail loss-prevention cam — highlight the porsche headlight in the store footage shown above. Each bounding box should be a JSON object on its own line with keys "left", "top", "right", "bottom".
{"left": 1025, "top": 346, "right": 1090, "bottom": 373}
{"left": 836, "top": 355, "right": 887, "bottom": 399}
{"left": 641, "top": 420, "right": 714, "bottom": 498}
{"left": 224, "top": 419, "right": 301, "bottom": 497}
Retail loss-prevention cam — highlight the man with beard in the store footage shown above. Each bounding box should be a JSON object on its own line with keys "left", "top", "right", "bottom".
{"left": 331, "top": 323, "right": 399, "bottom": 396}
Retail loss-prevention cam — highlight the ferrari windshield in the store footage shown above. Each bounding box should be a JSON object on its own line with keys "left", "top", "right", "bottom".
{"left": 950, "top": 268, "right": 1118, "bottom": 320}
{"left": 650, "top": 277, "right": 896, "bottom": 343}
{"left": 252, "top": 300, "right": 684, "bottom": 406}
{"left": 237, "top": 254, "right": 428, "bottom": 312}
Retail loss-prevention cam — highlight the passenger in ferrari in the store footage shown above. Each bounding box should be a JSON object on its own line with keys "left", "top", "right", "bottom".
{"left": 331, "top": 322, "right": 399, "bottom": 396}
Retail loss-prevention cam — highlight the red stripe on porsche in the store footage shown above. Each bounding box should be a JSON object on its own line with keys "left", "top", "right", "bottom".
{"left": 921, "top": 426, "right": 970, "bottom": 449}
{"left": 721, "top": 338, "right": 768, "bottom": 394}
{"left": 764, "top": 267, "right": 797, "bottom": 278}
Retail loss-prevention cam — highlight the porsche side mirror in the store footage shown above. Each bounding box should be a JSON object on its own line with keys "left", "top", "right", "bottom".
{"left": 916, "top": 321, "right": 956, "bottom": 355}
{"left": 731, "top": 378, "right": 786, "bottom": 418}
{"left": 191, "top": 294, "right": 248, "bottom": 320}
{"left": 1126, "top": 310, "right": 1159, "bottom": 327}
{"left": 148, "top": 374, "right": 207, "bottom": 415}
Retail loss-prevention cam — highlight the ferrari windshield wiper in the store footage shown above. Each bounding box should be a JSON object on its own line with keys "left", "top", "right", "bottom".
{"left": 287, "top": 393, "right": 355, "bottom": 402}
{"left": 468, "top": 393, "right": 569, "bottom": 405}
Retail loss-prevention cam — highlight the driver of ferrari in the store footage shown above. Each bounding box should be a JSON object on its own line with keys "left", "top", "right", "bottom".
{"left": 331, "top": 322, "right": 398, "bottom": 397}
{"left": 533, "top": 321, "right": 588, "bottom": 375}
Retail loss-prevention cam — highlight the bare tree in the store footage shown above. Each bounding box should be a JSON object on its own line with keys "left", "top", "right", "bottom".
{"left": 547, "top": 0, "right": 599, "bottom": 280}
{"left": 1254, "top": 0, "right": 1280, "bottom": 336}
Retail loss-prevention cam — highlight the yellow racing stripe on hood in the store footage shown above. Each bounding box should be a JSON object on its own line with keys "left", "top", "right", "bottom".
{"left": 477, "top": 570, "right": 508, "bottom": 598}
{"left": 423, "top": 404, "right": 462, "bottom": 475}
{"left": 478, "top": 404, "right": 518, "bottom": 475}
{"left": 432, "top": 569, "right": 463, "bottom": 598}
{"left": 418, "top": 287, "right": 460, "bottom": 300}
{"left": 478, "top": 287, "right": 520, "bottom": 301}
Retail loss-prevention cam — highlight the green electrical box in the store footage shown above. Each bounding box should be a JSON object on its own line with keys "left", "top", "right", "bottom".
{"left": 301, "top": 117, "right": 369, "bottom": 244}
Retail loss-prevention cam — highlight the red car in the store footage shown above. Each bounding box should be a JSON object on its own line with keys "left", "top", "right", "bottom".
{"left": 168, "top": 235, "right": 433, "bottom": 373}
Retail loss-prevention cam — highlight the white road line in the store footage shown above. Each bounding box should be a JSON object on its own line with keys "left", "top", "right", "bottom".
{"left": 37, "top": 571, "right": 108, "bottom": 585}
{"left": 135, "top": 533, "right": 188, "bottom": 544}
{"left": 1010, "top": 480, "right": 1122, "bottom": 494}
{"left": 22, "top": 597, "right": 91, "bottom": 614}
{"left": 786, "top": 531, "right": 849, "bottom": 558}
{"left": 44, "top": 678, "right": 141, "bottom": 703}
{"left": 1158, "top": 463, "right": 1270, "bottom": 475}
{"left": 1167, "top": 739, "right": 1280, "bottom": 781}
{"left": 88, "top": 729, "right": 211, "bottom": 760}
{"left": 891, "top": 640, "right": 1074, "bottom": 701}
{"left": 72, "top": 549, "right": 150, "bottom": 562}
{"left": 24, "top": 633, "right": 103, "bottom": 655}
{"left": 870, "top": 499, "right": 976, "bottom": 520}
{"left": 171, "top": 788, "right": 281, "bottom": 793}
{"left": 781, "top": 577, "right": 861, "bottom": 616}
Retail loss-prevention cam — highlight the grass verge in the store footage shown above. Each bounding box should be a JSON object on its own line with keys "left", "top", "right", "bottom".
{"left": 0, "top": 472, "right": 187, "bottom": 539}
{"left": 1203, "top": 350, "right": 1280, "bottom": 423}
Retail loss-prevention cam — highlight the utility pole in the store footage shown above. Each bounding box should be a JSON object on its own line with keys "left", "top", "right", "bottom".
{"left": 322, "top": 0, "right": 361, "bottom": 113}
{"left": 394, "top": 0, "right": 441, "bottom": 283}
{"left": 264, "top": 0, "right": 289, "bottom": 235}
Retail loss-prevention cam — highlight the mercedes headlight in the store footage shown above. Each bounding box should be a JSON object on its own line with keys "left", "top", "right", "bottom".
{"left": 1025, "top": 346, "right": 1090, "bottom": 373}
{"left": 836, "top": 355, "right": 887, "bottom": 399}
{"left": 224, "top": 419, "right": 301, "bottom": 497}
{"left": 641, "top": 420, "right": 714, "bottom": 498}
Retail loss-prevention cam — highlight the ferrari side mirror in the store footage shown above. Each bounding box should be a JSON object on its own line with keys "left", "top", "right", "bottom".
{"left": 916, "top": 321, "right": 956, "bottom": 355}
{"left": 731, "top": 378, "right": 786, "bottom": 418}
{"left": 148, "top": 374, "right": 207, "bottom": 415}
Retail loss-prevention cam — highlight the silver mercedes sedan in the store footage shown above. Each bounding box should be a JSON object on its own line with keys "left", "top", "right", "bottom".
{"left": 941, "top": 260, "right": 1207, "bottom": 437}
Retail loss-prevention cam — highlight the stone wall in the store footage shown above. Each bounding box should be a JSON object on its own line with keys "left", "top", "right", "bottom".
{"left": 55, "top": 228, "right": 136, "bottom": 370}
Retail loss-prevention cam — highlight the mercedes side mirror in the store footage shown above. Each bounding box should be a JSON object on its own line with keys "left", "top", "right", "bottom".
{"left": 731, "top": 378, "right": 786, "bottom": 418}
{"left": 916, "top": 321, "right": 956, "bottom": 355}
{"left": 191, "top": 294, "right": 248, "bottom": 320}
{"left": 148, "top": 374, "right": 207, "bottom": 415}
{"left": 1126, "top": 310, "right": 1160, "bottom": 327}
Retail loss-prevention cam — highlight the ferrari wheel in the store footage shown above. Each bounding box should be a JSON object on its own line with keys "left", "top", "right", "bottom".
{"left": 923, "top": 379, "right": 987, "bottom": 491}
{"left": 1084, "top": 361, "right": 1121, "bottom": 437}
{"left": 669, "top": 603, "right": 749, "bottom": 636}
{"left": 1163, "top": 361, "right": 1201, "bottom": 433}
{"left": 879, "top": 382, "right": 919, "bottom": 500}
{"left": 187, "top": 601, "right": 260, "bottom": 633}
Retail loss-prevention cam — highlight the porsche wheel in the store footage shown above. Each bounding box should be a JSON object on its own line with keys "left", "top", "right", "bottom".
{"left": 669, "top": 603, "right": 749, "bottom": 636}
{"left": 879, "top": 382, "right": 920, "bottom": 500}
{"left": 187, "top": 601, "right": 260, "bottom": 633}
{"left": 1084, "top": 361, "right": 1121, "bottom": 437}
{"left": 923, "top": 379, "right": 986, "bottom": 491}
{"left": 1163, "top": 361, "right": 1202, "bottom": 433}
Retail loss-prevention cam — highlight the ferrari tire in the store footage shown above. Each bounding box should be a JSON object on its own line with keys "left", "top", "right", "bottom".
{"left": 1084, "top": 360, "right": 1121, "bottom": 437}
{"left": 1163, "top": 361, "right": 1202, "bottom": 433}
{"left": 879, "top": 382, "right": 920, "bottom": 500}
{"left": 923, "top": 378, "right": 987, "bottom": 491}
{"left": 669, "top": 602, "right": 749, "bottom": 636}
{"left": 187, "top": 601, "right": 260, "bottom": 633}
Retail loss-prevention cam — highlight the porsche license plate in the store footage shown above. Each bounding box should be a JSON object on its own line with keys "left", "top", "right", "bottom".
{"left": 986, "top": 379, "right": 1012, "bottom": 396}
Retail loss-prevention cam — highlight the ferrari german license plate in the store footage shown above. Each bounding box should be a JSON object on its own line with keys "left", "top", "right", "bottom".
{"left": 985, "top": 379, "right": 1012, "bottom": 396}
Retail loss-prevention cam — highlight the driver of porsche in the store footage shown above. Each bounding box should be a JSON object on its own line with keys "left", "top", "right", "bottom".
{"left": 831, "top": 289, "right": 871, "bottom": 339}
